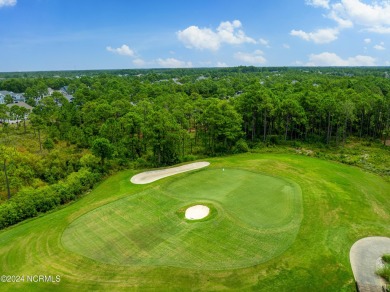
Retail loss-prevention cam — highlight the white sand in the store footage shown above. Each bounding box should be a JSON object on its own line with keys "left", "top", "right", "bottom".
{"left": 350, "top": 236, "right": 390, "bottom": 288}
{"left": 130, "top": 162, "right": 210, "bottom": 184}
{"left": 185, "top": 205, "right": 210, "bottom": 220}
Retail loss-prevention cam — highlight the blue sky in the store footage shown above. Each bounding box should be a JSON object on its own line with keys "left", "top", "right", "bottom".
{"left": 0, "top": 0, "right": 389, "bottom": 71}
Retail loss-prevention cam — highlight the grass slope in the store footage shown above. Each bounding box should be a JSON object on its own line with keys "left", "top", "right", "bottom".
{"left": 0, "top": 153, "right": 389, "bottom": 291}
{"left": 62, "top": 169, "right": 302, "bottom": 269}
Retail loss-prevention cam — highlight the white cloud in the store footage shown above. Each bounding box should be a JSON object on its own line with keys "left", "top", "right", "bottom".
{"left": 177, "top": 20, "right": 256, "bottom": 51}
{"left": 374, "top": 42, "right": 385, "bottom": 50}
{"left": 217, "top": 20, "right": 256, "bottom": 44}
{"left": 157, "top": 58, "right": 193, "bottom": 68}
{"left": 374, "top": 44, "right": 385, "bottom": 50}
{"left": 366, "top": 26, "right": 390, "bottom": 33}
{"left": 327, "top": 9, "right": 354, "bottom": 28}
{"left": 106, "top": 44, "right": 135, "bottom": 57}
{"left": 290, "top": 27, "right": 339, "bottom": 44}
{"left": 364, "top": 38, "right": 371, "bottom": 44}
{"left": 177, "top": 26, "right": 220, "bottom": 50}
{"left": 305, "top": 0, "right": 330, "bottom": 9}
{"left": 217, "top": 62, "right": 228, "bottom": 67}
{"left": 330, "top": 0, "right": 390, "bottom": 34}
{"left": 234, "top": 50, "right": 267, "bottom": 65}
{"left": 0, "top": 0, "right": 16, "bottom": 8}
{"left": 306, "top": 52, "right": 376, "bottom": 66}
{"left": 133, "top": 58, "right": 146, "bottom": 66}
{"left": 283, "top": 43, "right": 291, "bottom": 49}
{"left": 259, "top": 38, "right": 270, "bottom": 47}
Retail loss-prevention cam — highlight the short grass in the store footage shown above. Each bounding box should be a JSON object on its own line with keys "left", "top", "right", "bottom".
{"left": 0, "top": 153, "right": 389, "bottom": 291}
{"left": 61, "top": 169, "right": 302, "bottom": 269}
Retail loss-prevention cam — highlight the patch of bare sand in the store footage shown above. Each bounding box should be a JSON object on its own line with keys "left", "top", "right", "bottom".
{"left": 130, "top": 162, "right": 210, "bottom": 184}
{"left": 185, "top": 205, "right": 210, "bottom": 220}
{"left": 350, "top": 237, "right": 390, "bottom": 290}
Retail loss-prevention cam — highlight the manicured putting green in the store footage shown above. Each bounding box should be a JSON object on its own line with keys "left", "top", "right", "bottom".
{"left": 62, "top": 168, "right": 302, "bottom": 270}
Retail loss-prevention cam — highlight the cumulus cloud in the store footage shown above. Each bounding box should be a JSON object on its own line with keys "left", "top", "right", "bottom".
{"left": 294, "top": 0, "right": 390, "bottom": 48}
{"left": 0, "top": 0, "right": 16, "bottom": 8}
{"left": 374, "top": 42, "right": 385, "bottom": 50}
{"left": 217, "top": 20, "right": 256, "bottom": 44}
{"left": 177, "top": 20, "right": 256, "bottom": 51}
{"left": 364, "top": 38, "right": 371, "bottom": 44}
{"left": 290, "top": 27, "right": 339, "bottom": 44}
{"left": 259, "top": 38, "right": 270, "bottom": 47}
{"left": 340, "top": 0, "right": 390, "bottom": 26}
{"left": 305, "top": 0, "right": 330, "bottom": 9}
{"left": 157, "top": 58, "right": 193, "bottom": 68}
{"left": 327, "top": 8, "right": 354, "bottom": 28}
{"left": 177, "top": 26, "right": 220, "bottom": 50}
{"left": 216, "top": 62, "right": 228, "bottom": 67}
{"left": 133, "top": 58, "right": 146, "bottom": 66}
{"left": 306, "top": 52, "right": 376, "bottom": 66}
{"left": 234, "top": 50, "right": 267, "bottom": 65}
{"left": 330, "top": 0, "right": 390, "bottom": 34}
{"left": 106, "top": 44, "right": 135, "bottom": 57}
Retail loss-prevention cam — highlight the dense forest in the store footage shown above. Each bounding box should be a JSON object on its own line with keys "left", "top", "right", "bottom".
{"left": 0, "top": 67, "right": 389, "bottom": 229}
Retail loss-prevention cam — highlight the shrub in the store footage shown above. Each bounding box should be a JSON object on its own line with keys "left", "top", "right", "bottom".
{"left": 0, "top": 168, "right": 99, "bottom": 230}
{"left": 233, "top": 139, "right": 249, "bottom": 153}
{"left": 181, "top": 155, "right": 198, "bottom": 162}
{"left": 268, "top": 135, "right": 279, "bottom": 145}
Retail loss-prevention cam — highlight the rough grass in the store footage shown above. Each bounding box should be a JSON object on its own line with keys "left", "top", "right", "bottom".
{"left": 378, "top": 254, "right": 390, "bottom": 282}
{"left": 62, "top": 169, "right": 302, "bottom": 269}
{"left": 383, "top": 254, "right": 390, "bottom": 263}
{"left": 0, "top": 153, "right": 389, "bottom": 291}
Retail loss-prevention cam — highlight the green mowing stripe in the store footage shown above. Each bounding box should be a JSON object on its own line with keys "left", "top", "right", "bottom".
{"left": 62, "top": 168, "right": 302, "bottom": 270}
{"left": 1, "top": 154, "right": 389, "bottom": 291}
{"left": 165, "top": 168, "right": 302, "bottom": 229}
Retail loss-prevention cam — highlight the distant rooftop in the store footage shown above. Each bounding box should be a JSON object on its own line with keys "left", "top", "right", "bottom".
{"left": 6, "top": 101, "right": 33, "bottom": 111}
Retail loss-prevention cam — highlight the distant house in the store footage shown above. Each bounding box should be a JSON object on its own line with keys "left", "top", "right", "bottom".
{"left": 5, "top": 102, "right": 33, "bottom": 124}
{"left": 196, "top": 75, "right": 208, "bottom": 81}
{"left": 63, "top": 87, "right": 74, "bottom": 102}
{"left": 0, "top": 91, "right": 11, "bottom": 104}
{"left": 13, "top": 93, "right": 25, "bottom": 103}
{"left": 0, "top": 90, "right": 26, "bottom": 104}
{"left": 172, "top": 78, "right": 183, "bottom": 85}
{"left": 6, "top": 101, "right": 33, "bottom": 111}
{"left": 57, "top": 86, "right": 74, "bottom": 102}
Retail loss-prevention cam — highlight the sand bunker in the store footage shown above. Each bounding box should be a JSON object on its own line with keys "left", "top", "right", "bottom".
{"left": 350, "top": 236, "right": 390, "bottom": 290}
{"left": 130, "top": 162, "right": 210, "bottom": 184}
{"left": 185, "top": 205, "right": 210, "bottom": 220}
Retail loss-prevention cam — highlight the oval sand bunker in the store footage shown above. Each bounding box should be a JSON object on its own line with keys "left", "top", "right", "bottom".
{"left": 185, "top": 205, "right": 210, "bottom": 220}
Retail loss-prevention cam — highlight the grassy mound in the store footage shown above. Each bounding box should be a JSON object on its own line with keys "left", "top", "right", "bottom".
{"left": 0, "top": 153, "right": 389, "bottom": 291}
{"left": 62, "top": 169, "right": 302, "bottom": 269}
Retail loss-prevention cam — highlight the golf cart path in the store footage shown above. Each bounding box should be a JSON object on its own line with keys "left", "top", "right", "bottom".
{"left": 350, "top": 236, "right": 390, "bottom": 291}
{"left": 131, "top": 161, "right": 210, "bottom": 184}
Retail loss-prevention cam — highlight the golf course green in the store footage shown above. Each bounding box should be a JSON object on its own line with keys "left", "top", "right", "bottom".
{"left": 62, "top": 168, "right": 302, "bottom": 269}
{"left": 0, "top": 153, "right": 389, "bottom": 291}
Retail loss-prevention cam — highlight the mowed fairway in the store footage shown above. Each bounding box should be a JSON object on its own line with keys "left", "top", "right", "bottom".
{"left": 62, "top": 169, "right": 302, "bottom": 269}
{"left": 0, "top": 153, "right": 389, "bottom": 291}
